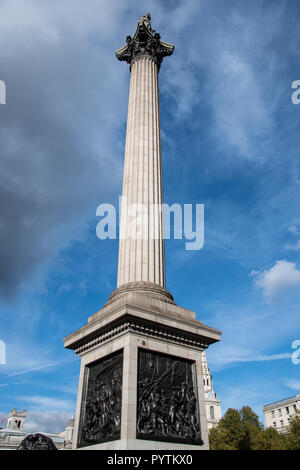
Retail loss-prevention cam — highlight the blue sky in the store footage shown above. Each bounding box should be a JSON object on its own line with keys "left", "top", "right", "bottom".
{"left": 0, "top": 0, "right": 300, "bottom": 433}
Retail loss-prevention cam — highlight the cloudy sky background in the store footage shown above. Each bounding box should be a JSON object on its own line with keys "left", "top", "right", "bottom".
{"left": 0, "top": 0, "right": 300, "bottom": 433}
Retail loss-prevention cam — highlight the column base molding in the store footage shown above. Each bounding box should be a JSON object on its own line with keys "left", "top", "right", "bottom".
{"left": 107, "top": 282, "right": 175, "bottom": 305}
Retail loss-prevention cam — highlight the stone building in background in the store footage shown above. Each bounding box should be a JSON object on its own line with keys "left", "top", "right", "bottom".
{"left": 263, "top": 394, "right": 300, "bottom": 433}
{"left": 56, "top": 417, "right": 75, "bottom": 449}
{"left": 6, "top": 409, "right": 26, "bottom": 432}
{"left": 201, "top": 352, "right": 221, "bottom": 429}
{"left": 0, "top": 408, "right": 73, "bottom": 450}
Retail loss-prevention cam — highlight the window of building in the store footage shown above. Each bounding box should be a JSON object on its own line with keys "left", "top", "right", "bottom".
{"left": 271, "top": 411, "right": 275, "bottom": 418}
{"left": 210, "top": 406, "right": 215, "bottom": 420}
{"left": 273, "top": 422, "right": 276, "bottom": 427}
{"left": 286, "top": 406, "right": 289, "bottom": 414}
{"left": 278, "top": 408, "right": 282, "bottom": 417}
{"left": 280, "top": 420, "right": 284, "bottom": 426}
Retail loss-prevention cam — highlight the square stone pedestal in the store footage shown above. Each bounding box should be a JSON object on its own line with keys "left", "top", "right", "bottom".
{"left": 63, "top": 291, "right": 221, "bottom": 450}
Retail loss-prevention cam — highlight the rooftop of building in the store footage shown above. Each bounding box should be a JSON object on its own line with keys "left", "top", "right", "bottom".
{"left": 0, "top": 428, "right": 26, "bottom": 436}
{"left": 263, "top": 394, "right": 300, "bottom": 411}
{"left": 65, "top": 418, "right": 75, "bottom": 428}
{"left": 0, "top": 427, "right": 65, "bottom": 443}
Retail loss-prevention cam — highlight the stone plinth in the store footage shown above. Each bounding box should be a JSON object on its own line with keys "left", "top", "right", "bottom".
{"left": 63, "top": 293, "right": 221, "bottom": 450}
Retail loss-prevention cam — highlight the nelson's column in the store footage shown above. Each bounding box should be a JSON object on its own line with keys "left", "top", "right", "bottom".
{"left": 63, "top": 13, "right": 221, "bottom": 451}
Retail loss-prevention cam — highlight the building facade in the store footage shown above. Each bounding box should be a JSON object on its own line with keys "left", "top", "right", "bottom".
{"left": 263, "top": 394, "right": 300, "bottom": 433}
{"left": 6, "top": 409, "right": 26, "bottom": 432}
{"left": 0, "top": 409, "right": 73, "bottom": 450}
{"left": 201, "top": 352, "right": 221, "bottom": 429}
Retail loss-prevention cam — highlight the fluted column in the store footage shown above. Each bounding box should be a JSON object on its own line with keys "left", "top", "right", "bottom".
{"left": 117, "top": 56, "right": 165, "bottom": 288}
{"left": 110, "top": 13, "right": 174, "bottom": 302}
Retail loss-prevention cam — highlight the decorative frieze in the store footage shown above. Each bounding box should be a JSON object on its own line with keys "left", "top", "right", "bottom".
{"left": 74, "top": 315, "right": 210, "bottom": 356}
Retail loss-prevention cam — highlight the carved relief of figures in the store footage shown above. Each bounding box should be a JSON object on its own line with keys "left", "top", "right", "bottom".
{"left": 137, "top": 350, "right": 203, "bottom": 444}
{"left": 78, "top": 350, "right": 123, "bottom": 447}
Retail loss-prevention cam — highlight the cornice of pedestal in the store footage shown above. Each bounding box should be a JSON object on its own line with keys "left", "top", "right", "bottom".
{"left": 72, "top": 314, "right": 213, "bottom": 357}
{"left": 115, "top": 13, "right": 174, "bottom": 71}
{"left": 63, "top": 290, "right": 222, "bottom": 355}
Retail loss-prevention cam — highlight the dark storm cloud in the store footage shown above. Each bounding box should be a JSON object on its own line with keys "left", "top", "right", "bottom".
{"left": 0, "top": 1, "right": 131, "bottom": 298}
{"left": 0, "top": 0, "right": 297, "bottom": 300}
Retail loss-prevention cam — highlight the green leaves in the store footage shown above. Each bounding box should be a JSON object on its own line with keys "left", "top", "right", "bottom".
{"left": 286, "top": 412, "right": 300, "bottom": 450}
{"left": 209, "top": 406, "right": 300, "bottom": 450}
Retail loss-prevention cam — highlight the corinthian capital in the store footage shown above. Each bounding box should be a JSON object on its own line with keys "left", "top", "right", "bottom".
{"left": 115, "top": 13, "right": 174, "bottom": 70}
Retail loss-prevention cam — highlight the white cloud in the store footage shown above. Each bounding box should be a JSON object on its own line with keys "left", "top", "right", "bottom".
{"left": 204, "top": 298, "right": 299, "bottom": 376}
{"left": 19, "top": 396, "right": 75, "bottom": 411}
{"left": 284, "top": 379, "right": 300, "bottom": 392}
{"left": 285, "top": 240, "right": 300, "bottom": 251}
{"left": 57, "top": 282, "right": 73, "bottom": 295}
{"left": 210, "top": 49, "right": 274, "bottom": 157}
{"left": 250, "top": 260, "right": 300, "bottom": 301}
{"left": 165, "top": 1, "right": 284, "bottom": 160}
{"left": 2, "top": 336, "right": 73, "bottom": 377}
{"left": 7, "top": 362, "right": 62, "bottom": 378}
{"left": 288, "top": 226, "right": 300, "bottom": 235}
{"left": 23, "top": 410, "right": 73, "bottom": 434}
{"left": 0, "top": 408, "right": 73, "bottom": 434}
{"left": 208, "top": 345, "right": 291, "bottom": 368}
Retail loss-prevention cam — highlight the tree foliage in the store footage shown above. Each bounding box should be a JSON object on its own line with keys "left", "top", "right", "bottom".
{"left": 209, "top": 407, "right": 300, "bottom": 450}
{"left": 252, "top": 427, "right": 288, "bottom": 450}
{"left": 286, "top": 412, "right": 300, "bottom": 450}
{"left": 209, "top": 406, "right": 263, "bottom": 450}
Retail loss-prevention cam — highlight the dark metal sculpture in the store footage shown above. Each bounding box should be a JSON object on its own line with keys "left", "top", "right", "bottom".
{"left": 78, "top": 349, "right": 123, "bottom": 447}
{"left": 137, "top": 349, "right": 203, "bottom": 445}
{"left": 17, "top": 433, "right": 57, "bottom": 450}
{"left": 116, "top": 13, "right": 174, "bottom": 71}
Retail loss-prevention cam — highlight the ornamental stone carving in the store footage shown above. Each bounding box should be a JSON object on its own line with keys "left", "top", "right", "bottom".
{"left": 116, "top": 13, "right": 174, "bottom": 70}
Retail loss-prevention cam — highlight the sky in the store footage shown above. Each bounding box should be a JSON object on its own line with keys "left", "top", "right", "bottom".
{"left": 0, "top": 0, "right": 300, "bottom": 434}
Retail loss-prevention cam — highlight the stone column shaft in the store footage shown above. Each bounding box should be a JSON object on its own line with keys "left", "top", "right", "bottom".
{"left": 117, "top": 57, "right": 165, "bottom": 288}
